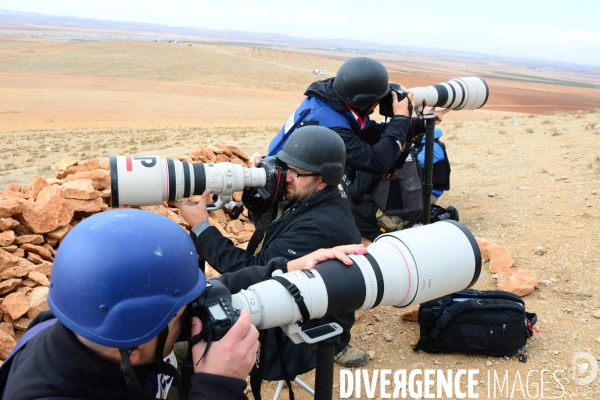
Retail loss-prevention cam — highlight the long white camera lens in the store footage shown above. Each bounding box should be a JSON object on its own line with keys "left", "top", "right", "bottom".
{"left": 409, "top": 76, "right": 489, "bottom": 110}
{"left": 109, "top": 155, "right": 267, "bottom": 207}
{"left": 231, "top": 221, "right": 481, "bottom": 341}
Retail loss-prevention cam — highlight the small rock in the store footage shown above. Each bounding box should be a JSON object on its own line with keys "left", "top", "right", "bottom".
{"left": 374, "top": 314, "right": 383, "bottom": 322}
{"left": 592, "top": 310, "right": 600, "bottom": 319}
{"left": 384, "top": 334, "right": 393, "bottom": 342}
{"left": 367, "top": 350, "right": 376, "bottom": 360}
{"left": 538, "top": 280, "right": 553, "bottom": 287}
{"left": 534, "top": 246, "right": 547, "bottom": 255}
{"left": 485, "top": 361, "right": 493, "bottom": 367}
{"left": 497, "top": 268, "right": 540, "bottom": 296}
{"left": 399, "top": 305, "right": 419, "bottom": 321}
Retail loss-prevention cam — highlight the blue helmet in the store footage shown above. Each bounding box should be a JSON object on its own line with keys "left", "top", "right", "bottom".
{"left": 48, "top": 209, "right": 206, "bottom": 348}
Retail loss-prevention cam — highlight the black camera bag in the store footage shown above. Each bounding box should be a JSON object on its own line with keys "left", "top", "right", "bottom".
{"left": 414, "top": 289, "right": 537, "bottom": 359}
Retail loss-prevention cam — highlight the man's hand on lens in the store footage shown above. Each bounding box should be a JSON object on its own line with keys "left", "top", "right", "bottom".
{"left": 392, "top": 90, "right": 415, "bottom": 117}
{"left": 169, "top": 190, "right": 212, "bottom": 227}
{"left": 191, "top": 310, "right": 259, "bottom": 379}
{"left": 287, "top": 244, "right": 368, "bottom": 271}
{"left": 425, "top": 106, "right": 453, "bottom": 124}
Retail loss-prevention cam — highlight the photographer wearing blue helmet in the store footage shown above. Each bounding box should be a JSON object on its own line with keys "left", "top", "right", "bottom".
{"left": 0, "top": 209, "right": 259, "bottom": 400}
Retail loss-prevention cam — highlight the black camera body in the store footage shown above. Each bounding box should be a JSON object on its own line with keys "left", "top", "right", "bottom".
{"left": 242, "top": 156, "right": 286, "bottom": 221}
{"left": 379, "top": 83, "right": 411, "bottom": 118}
{"left": 190, "top": 280, "right": 239, "bottom": 341}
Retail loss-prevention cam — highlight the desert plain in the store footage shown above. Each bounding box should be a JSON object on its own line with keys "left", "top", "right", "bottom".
{"left": 1, "top": 23, "right": 600, "bottom": 399}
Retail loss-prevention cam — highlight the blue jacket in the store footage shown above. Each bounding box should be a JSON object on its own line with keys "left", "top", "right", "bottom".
{"left": 268, "top": 78, "right": 424, "bottom": 175}
{"left": 416, "top": 128, "right": 448, "bottom": 198}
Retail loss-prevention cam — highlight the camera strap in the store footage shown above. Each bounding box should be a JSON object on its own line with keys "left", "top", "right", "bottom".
{"left": 270, "top": 276, "right": 310, "bottom": 325}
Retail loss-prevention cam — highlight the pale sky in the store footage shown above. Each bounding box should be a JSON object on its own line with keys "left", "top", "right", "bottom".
{"left": 1, "top": 0, "right": 600, "bottom": 66}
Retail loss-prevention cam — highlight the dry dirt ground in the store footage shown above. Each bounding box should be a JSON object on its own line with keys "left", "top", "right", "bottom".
{"left": 1, "top": 36, "right": 600, "bottom": 399}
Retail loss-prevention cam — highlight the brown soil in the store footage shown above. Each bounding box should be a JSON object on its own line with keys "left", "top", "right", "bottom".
{"left": 1, "top": 36, "right": 600, "bottom": 399}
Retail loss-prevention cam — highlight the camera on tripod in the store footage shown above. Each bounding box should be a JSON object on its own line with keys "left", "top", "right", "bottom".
{"left": 109, "top": 155, "right": 285, "bottom": 214}
{"left": 379, "top": 76, "right": 489, "bottom": 118}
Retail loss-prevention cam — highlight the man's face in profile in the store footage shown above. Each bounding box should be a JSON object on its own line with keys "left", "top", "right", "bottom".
{"left": 283, "top": 164, "right": 322, "bottom": 204}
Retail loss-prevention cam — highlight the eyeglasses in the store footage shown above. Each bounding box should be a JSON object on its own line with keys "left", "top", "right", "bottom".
{"left": 285, "top": 167, "right": 320, "bottom": 179}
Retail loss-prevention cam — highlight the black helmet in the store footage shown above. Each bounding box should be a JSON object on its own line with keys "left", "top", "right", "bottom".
{"left": 276, "top": 126, "right": 346, "bottom": 185}
{"left": 333, "top": 57, "right": 390, "bottom": 109}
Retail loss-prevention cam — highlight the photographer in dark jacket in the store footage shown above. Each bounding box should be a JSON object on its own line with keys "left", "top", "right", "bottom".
{"left": 268, "top": 57, "right": 451, "bottom": 175}
{"left": 343, "top": 151, "right": 424, "bottom": 241}
{"left": 173, "top": 126, "right": 369, "bottom": 373}
{"left": 0, "top": 209, "right": 259, "bottom": 400}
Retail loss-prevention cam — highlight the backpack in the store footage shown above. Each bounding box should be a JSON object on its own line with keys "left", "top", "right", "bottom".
{"left": 414, "top": 290, "right": 538, "bottom": 361}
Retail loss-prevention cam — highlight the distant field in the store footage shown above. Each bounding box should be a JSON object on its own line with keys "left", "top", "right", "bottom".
{"left": 1, "top": 37, "right": 599, "bottom": 133}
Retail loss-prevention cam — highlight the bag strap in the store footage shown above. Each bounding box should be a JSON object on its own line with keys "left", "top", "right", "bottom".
{"left": 454, "top": 290, "right": 524, "bottom": 304}
{"left": 0, "top": 319, "right": 58, "bottom": 398}
{"left": 430, "top": 299, "right": 525, "bottom": 338}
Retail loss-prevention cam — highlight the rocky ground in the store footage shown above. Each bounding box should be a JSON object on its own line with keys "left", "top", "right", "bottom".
{"left": 1, "top": 110, "right": 599, "bottom": 399}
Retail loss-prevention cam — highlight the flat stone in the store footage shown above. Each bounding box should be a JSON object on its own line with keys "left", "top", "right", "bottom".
{"left": 59, "top": 179, "right": 101, "bottom": 200}
{"left": 46, "top": 224, "right": 70, "bottom": 240}
{"left": 0, "top": 278, "right": 21, "bottom": 296}
{"left": 28, "top": 286, "right": 49, "bottom": 319}
{"left": 14, "top": 234, "right": 44, "bottom": 245}
{"left": 63, "top": 169, "right": 110, "bottom": 190}
{"left": 0, "top": 218, "right": 19, "bottom": 232}
{"left": 65, "top": 197, "right": 104, "bottom": 213}
{"left": 1, "top": 291, "right": 29, "bottom": 319}
{"left": 490, "top": 254, "right": 515, "bottom": 272}
{"left": 20, "top": 243, "right": 53, "bottom": 261}
{"left": 0, "top": 199, "right": 21, "bottom": 219}
{"left": 51, "top": 156, "right": 79, "bottom": 171}
{"left": 497, "top": 268, "right": 540, "bottom": 296}
{"left": 28, "top": 271, "right": 50, "bottom": 287}
{"left": 399, "top": 304, "right": 420, "bottom": 322}
{"left": 0, "top": 230, "right": 15, "bottom": 247}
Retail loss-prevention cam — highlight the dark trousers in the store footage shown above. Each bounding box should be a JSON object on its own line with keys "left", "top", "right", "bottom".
{"left": 346, "top": 198, "right": 381, "bottom": 242}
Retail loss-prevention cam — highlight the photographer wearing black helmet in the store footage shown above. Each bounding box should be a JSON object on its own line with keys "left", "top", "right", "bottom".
{"left": 173, "top": 126, "right": 369, "bottom": 375}
{"left": 267, "top": 57, "right": 450, "bottom": 175}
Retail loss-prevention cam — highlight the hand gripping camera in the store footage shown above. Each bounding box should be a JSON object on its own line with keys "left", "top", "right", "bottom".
{"left": 109, "top": 155, "right": 285, "bottom": 214}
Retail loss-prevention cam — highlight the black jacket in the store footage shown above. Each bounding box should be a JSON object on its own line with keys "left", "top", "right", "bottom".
{"left": 1, "top": 312, "right": 247, "bottom": 400}
{"left": 194, "top": 185, "right": 361, "bottom": 274}
{"left": 303, "top": 79, "right": 425, "bottom": 174}
{"left": 196, "top": 186, "right": 362, "bottom": 378}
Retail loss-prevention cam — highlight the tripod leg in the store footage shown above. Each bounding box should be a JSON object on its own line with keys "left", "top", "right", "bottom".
{"left": 294, "top": 377, "right": 315, "bottom": 396}
{"left": 272, "top": 380, "right": 285, "bottom": 400}
{"left": 314, "top": 336, "right": 339, "bottom": 400}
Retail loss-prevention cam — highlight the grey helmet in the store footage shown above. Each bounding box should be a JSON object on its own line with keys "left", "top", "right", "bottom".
{"left": 333, "top": 57, "right": 390, "bottom": 109}
{"left": 276, "top": 126, "right": 346, "bottom": 186}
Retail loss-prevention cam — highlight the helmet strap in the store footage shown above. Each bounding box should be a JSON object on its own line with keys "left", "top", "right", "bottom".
{"left": 119, "top": 326, "right": 180, "bottom": 400}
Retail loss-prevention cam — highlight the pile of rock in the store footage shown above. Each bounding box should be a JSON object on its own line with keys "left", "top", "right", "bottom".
{"left": 0, "top": 143, "right": 256, "bottom": 359}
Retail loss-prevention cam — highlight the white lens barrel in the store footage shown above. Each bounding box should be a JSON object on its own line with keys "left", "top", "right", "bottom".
{"left": 232, "top": 269, "right": 330, "bottom": 329}
{"left": 204, "top": 162, "right": 266, "bottom": 197}
{"left": 373, "top": 220, "right": 481, "bottom": 308}
{"left": 110, "top": 156, "right": 267, "bottom": 207}
{"left": 408, "top": 76, "right": 488, "bottom": 110}
{"left": 230, "top": 221, "right": 481, "bottom": 337}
